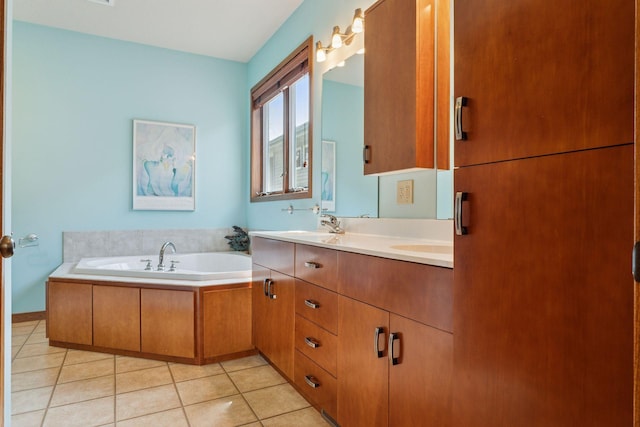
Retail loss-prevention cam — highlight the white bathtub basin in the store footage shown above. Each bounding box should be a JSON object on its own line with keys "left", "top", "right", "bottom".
{"left": 73, "top": 252, "right": 252, "bottom": 281}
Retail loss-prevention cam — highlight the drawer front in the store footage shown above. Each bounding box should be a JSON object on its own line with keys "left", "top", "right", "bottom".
{"left": 295, "top": 315, "right": 337, "bottom": 376}
{"left": 294, "top": 350, "right": 337, "bottom": 419}
{"left": 338, "top": 252, "right": 453, "bottom": 332}
{"left": 295, "top": 280, "right": 338, "bottom": 334}
{"left": 294, "top": 244, "right": 338, "bottom": 291}
{"left": 252, "top": 237, "right": 294, "bottom": 276}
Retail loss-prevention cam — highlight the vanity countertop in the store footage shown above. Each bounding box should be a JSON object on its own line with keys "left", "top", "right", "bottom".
{"left": 250, "top": 230, "right": 453, "bottom": 268}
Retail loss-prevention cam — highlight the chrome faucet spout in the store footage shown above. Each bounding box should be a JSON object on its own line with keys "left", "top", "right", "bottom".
{"left": 158, "top": 241, "right": 176, "bottom": 271}
{"left": 320, "top": 214, "right": 344, "bottom": 234}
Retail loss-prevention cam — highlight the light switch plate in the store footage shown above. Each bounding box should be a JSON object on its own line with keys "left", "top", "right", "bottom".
{"left": 397, "top": 179, "right": 414, "bottom": 204}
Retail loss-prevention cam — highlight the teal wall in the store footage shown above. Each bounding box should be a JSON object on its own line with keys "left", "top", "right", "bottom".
{"left": 12, "top": 22, "right": 248, "bottom": 312}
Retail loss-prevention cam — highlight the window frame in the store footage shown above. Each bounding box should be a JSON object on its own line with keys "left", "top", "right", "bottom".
{"left": 250, "top": 37, "right": 313, "bottom": 203}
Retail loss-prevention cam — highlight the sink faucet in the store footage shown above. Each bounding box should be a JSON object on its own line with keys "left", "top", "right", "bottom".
{"left": 321, "top": 214, "right": 344, "bottom": 234}
{"left": 158, "top": 241, "right": 176, "bottom": 271}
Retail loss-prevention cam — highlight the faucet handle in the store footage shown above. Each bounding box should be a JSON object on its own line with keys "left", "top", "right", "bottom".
{"left": 140, "top": 259, "right": 152, "bottom": 271}
{"left": 169, "top": 260, "right": 180, "bottom": 272}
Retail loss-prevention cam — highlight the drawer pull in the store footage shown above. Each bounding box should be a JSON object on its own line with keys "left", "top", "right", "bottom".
{"left": 304, "top": 299, "right": 320, "bottom": 309}
{"left": 304, "top": 375, "right": 320, "bottom": 388}
{"left": 262, "top": 278, "right": 269, "bottom": 297}
{"left": 304, "top": 261, "right": 321, "bottom": 269}
{"left": 374, "top": 326, "right": 385, "bottom": 358}
{"left": 304, "top": 337, "right": 321, "bottom": 349}
{"left": 389, "top": 332, "right": 400, "bottom": 366}
{"left": 267, "top": 279, "right": 277, "bottom": 300}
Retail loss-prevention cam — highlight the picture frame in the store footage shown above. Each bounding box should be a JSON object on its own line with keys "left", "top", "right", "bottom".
{"left": 321, "top": 140, "right": 336, "bottom": 212}
{"left": 133, "top": 119, "right": 196, "bottom": 211}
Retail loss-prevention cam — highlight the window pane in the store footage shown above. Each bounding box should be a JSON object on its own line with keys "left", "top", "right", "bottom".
{"left": 263, "top": 93, "right": 284, "bottom": 193}
{"left": 290, "top": 74, "right": 309, "bottom": 190}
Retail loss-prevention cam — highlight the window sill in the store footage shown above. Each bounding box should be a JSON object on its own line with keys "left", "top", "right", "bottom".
{"left": 250, "top": 190, "right": 311, "bottom": 203}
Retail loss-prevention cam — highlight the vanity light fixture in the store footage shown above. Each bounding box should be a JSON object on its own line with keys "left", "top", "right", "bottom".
{"left": 316, "top": 8, "right": 365, "bottom": 63}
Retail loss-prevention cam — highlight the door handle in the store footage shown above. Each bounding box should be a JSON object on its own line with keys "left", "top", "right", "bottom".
{"left": 374, "top": 326, "right": 385, "bottom": 358}
{"left": 455, "top": 96, "right": 468, "bottom": 141}
{"left": 0, "top": 235, "right": 15, "bottom": 258}
{"left": 455, "top": 192, "right": 469, "bottom": 236}
{"left": 389, "top": 332, "right": 400, "bottom": 366}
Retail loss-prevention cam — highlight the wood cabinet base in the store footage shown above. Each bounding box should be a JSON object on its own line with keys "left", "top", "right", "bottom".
{"left": 47, "top": 279, "right": 255, "bottom": 365}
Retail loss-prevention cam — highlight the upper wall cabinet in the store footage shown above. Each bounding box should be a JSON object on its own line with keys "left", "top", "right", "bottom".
{"left": 364, "top": 0, "right": 450, "bottom": 175}
{"left": 454, "top": 0, "right": 634, "bottom": 167}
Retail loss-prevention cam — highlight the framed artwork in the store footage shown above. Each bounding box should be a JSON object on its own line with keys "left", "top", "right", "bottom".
{"left": 321, "top": 140, "right": 336, "bottom": 212}
{"left": 133, "top": 119, "right": 196, "bottom": 211}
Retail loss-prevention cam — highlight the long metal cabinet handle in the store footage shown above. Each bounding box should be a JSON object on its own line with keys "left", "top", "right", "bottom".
{"left": 267, "top": 279, "right": 277, "bottom": 300}
{"left": 304, "top": 261, "right": 320, "bottom": 269}
{"left": 374, "top": 326, "right": 385, "bottom": 358}
{"left": 304, "top": 375, "right": 320, "bottom": 388}
{"left": 388, "top": 332, "right": 400, "bottom": 366}
{"left": 304, "top": 299, "right": 320, "bottom": 309}
{"left": 305, "top": 337, "right": 321, "bottom": 349}
{"left": 455, "top": 96, "right": 468, "bottom": 141}
{"left": 262, "top": 278, "right": 270, "bottom": 297}
{"left": 455, "top": 192, "right": 469, "bottom": 236}
{"left": 363, "top": 145, "right": 371, "bottom": 164}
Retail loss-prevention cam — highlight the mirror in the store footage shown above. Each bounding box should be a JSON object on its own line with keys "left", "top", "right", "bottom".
{"left": 321, "top": 54, "right": 379, "bottom": 217}
{"left": 320, "top": 53, "right": 454, "bottom": 220}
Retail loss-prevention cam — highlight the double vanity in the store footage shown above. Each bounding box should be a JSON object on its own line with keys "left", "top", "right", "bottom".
{"left": 250, "top": 227, "right": 453, "bottom": 426}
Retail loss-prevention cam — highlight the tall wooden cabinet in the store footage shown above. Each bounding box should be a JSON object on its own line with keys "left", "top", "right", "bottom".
{"left": 453, "top": 1, "right": 634, "bottom": 426}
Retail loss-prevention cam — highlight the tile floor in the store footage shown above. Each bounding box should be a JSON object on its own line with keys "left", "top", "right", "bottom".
{"left": 11, "top": 320, "right": 330, "bottom": 427}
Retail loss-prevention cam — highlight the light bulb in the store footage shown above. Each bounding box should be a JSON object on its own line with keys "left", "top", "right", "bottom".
{"left": 352, "top": 9, "right": 364, "bottom": 33}
{"left": 316, "top": 41, "right": 326, "bottom": 62}
{"left": 331, "top": 26, "right": 343, "bottom": 49}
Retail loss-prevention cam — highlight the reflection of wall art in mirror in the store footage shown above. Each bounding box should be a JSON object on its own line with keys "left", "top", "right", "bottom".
{"left": 321, "top": 140, "right": 336, "bottom": 212}
{"left": 133, "top": 119, "right": 196, "bottom": 211}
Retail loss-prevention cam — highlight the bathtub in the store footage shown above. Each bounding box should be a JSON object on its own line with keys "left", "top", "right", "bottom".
{"left": 72, "top": 252, "right": 251, "bottom": 281}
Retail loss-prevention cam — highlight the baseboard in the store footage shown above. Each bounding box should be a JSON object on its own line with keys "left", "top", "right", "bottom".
{"left": 12, "top": 311, "right": 46, "bottom": 323}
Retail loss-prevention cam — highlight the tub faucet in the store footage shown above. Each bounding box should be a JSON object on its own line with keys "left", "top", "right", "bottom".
{"left": 321, "top": 214, "right": 344, "bottom": 234}
{"left": 158, "top": 241, "right": 176, "bottom": 271}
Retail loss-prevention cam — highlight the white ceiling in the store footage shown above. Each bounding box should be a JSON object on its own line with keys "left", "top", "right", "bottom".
{"left": 12, "top": 0, "right": 304, "bottom": 62}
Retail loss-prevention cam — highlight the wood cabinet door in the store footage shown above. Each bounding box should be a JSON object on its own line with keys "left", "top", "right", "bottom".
{"left": 454, "top": 0, "right": 634, "bottom": 167}
{"left": 141, "top": 288, "right": 195, "bottom": 358}
{"left": 203, "top": 287, "right": 253, "bottom": 358}
{"left": 337, "top": 296, "right": 389, "bottom": 427}
{"left": 93, "top": 285, "right": 140, "bottom": 352}
{"left": 264, "top": 270, "right": 295, "bottom": 379}
{"left": 453, "top": 145, "right": 633, "bottom": 426}
{"left": 389, "top": 314, "right": 452, "bottom": 427}
{"left": 47, "top": 281, "right": 92, "bottom": 345}
{"left": 364, "top": 0, "right": 435, "bottom": 174}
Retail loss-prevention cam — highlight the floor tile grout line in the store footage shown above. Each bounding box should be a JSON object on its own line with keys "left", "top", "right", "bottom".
{"left": 40, "top": 321, "right": 68, "bottom": 427}
{"left": 167, "top": 360, "right": 193, "bottom": 427}
{"left": 11, "top": 319, "right": 38, "bottom": 362}
{"left": 222, "top": 369, "right": 263, "bottom": 425}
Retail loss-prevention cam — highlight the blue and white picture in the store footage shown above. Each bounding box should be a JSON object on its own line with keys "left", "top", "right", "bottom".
{"left": 133, "top": 119, "right": 196, "bottom": 210}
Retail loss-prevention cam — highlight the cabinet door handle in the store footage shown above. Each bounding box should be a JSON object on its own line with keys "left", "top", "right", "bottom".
{"left": 304, "top": 337, "right": 321, "bottom": 348}
{"left": 262, "top": 278, "right": 270, "bottom": 297}
{"left": 304, "top": 261, "right": 320, "bottom": 269}
{"left": 455, "top": 96, "right": 468, "bottom": 141}
{"left": 267, "top": 279, "right": 277, "bottom": 300}
{"left": 363, "top": 145, "right": 371, "bottom": 164}
{"left": 304, "top": 299, "right": 320, "bottom": 309}
{"left": 455, "top": 191, "right": 469, "bottom": 236}
{"left": 389, "top": 332, "right": 400, "bottom": 366}
{"left": 374, "top": 326, "right": 386, "bottom": 358}
{"left": 304, "top": 375, "right": 320, "bottom": 388}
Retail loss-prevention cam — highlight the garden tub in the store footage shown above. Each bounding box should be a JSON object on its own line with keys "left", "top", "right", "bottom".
{"left": 72, "top": 252, "right": 252, "bottom": 281}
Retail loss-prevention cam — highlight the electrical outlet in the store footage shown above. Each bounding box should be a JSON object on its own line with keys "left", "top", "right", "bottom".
{"left": 397, "top": 180, "right": 414, "bottom": 204}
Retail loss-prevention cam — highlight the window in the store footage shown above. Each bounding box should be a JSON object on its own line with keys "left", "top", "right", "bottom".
{"left": 251, "top": 37, "right": 312, "bottom": 202}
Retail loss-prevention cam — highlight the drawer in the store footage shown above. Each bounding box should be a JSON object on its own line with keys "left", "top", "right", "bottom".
{"left": 294, "top": 350, "right": 337, "bottom": 419}
{"left": 295, "top": 280, "right": 338, "bottom": 334}
{"left": 252, "top": 237, "right": 294, "bottom": 276}
{"left": 294, "top": 244, "right": 338, "bottom": 291}
{"left": 295, "top": 315, "right": 337, "bottom": 376}
{"left": 338, "top": 252, "right": 453, "bottom": 332}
